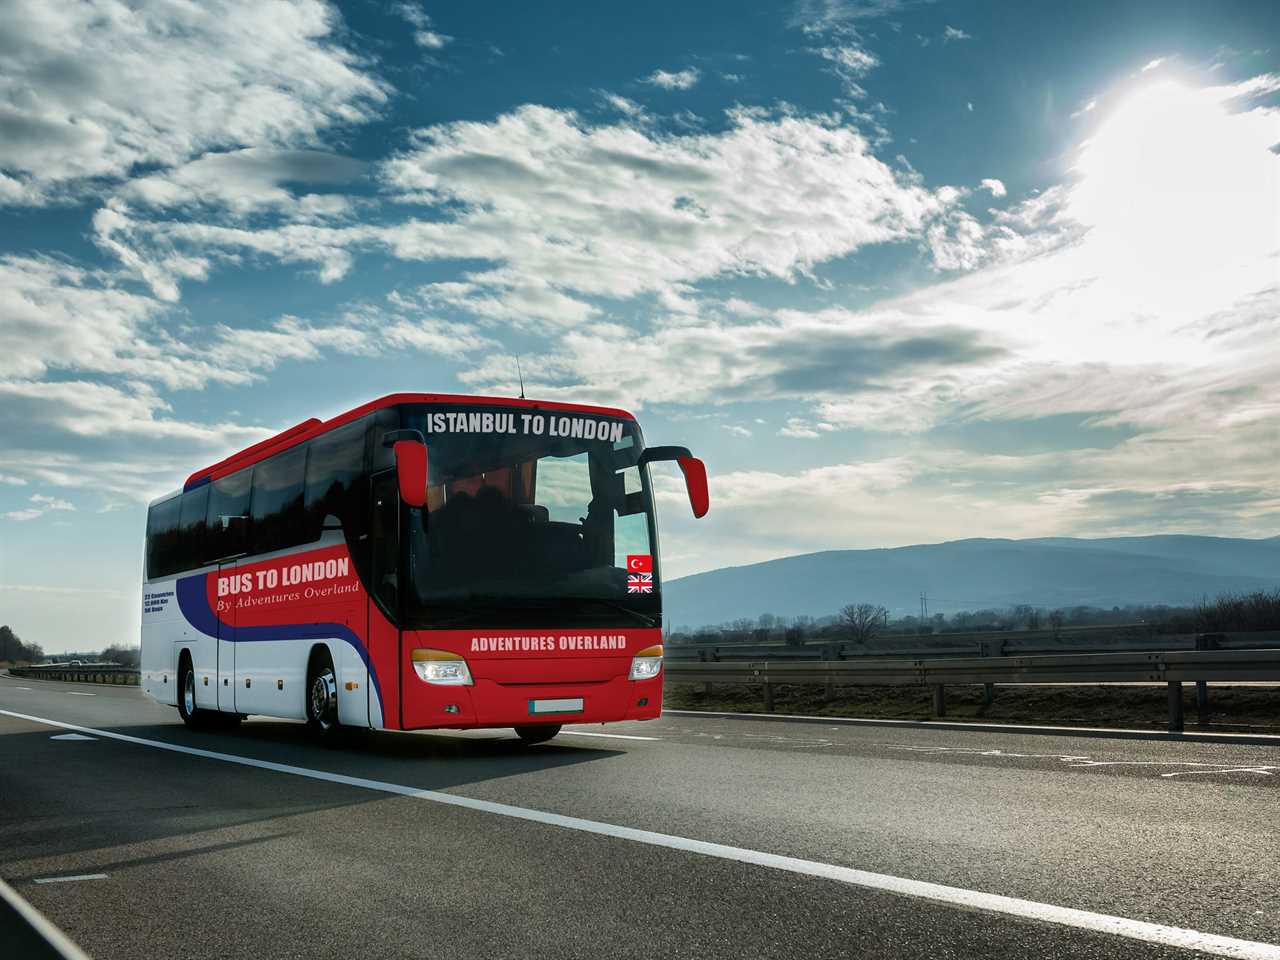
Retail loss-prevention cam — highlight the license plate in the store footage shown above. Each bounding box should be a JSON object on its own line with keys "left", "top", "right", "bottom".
{"left": 529, "top": 697, "right": 584, "bottom": 715}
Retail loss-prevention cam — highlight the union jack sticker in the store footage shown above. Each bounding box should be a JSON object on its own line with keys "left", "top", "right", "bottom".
{"left": 627, "top": 572, "right": 653, "bottom": 594}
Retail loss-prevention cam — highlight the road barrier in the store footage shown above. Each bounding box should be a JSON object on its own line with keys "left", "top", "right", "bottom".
{"left": 9, "top": 663, "right": 139, "bottom": 686}
{"left": 666, "top": 630, "right": 1280, "bottom": 663}
{"left": 664, "top": 646, "right": 1280, "bottom": 732}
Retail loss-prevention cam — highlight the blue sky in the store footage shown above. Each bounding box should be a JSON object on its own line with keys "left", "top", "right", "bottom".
{"left": 1, "top": 0, "right": 1278, "bottom": 651}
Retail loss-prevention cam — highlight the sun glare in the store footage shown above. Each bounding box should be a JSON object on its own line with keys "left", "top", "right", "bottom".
{"left": 1070, "top": 79, "right": 1280, "bottom": 282}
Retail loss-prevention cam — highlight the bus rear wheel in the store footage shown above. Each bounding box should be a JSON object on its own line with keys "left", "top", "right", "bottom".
{"left": 514, "top": 724, "right": 561, "bottom": 745}
{"left": 306, "top": 649, "right": 340, "bottom": 739}
{"left": 177, "top": 655, "right": 202, "bottom": 729}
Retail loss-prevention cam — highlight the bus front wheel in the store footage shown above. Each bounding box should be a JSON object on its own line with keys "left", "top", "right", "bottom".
{"left": 514, "top": 724, "right": 561, "bottom": 745}
{"left": 306, "top": 649, "right": 340, "bottom": 739}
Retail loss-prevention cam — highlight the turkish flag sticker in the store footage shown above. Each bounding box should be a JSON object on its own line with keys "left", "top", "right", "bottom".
{"left": 626, "top": 554, "right": 653, "bottom": 572}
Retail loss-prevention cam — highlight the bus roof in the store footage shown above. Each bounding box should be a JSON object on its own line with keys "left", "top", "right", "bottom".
{"left": 182, "top": 393, "right": 638, "bottom": 492}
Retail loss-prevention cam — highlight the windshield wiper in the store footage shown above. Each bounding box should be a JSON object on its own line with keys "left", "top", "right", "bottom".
{"left": 413, "top": 595, "right": 659, "bottom": 630}
{"left": 571, "top": 597, "right": 659, "bottom": 628}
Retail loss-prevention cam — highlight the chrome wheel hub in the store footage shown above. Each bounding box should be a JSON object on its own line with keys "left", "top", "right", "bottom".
{"left": 183, "top": 671, "right": 195, "bottom": 715}
{"left": 310, "top": 669, "right": 337, "bottom": 728}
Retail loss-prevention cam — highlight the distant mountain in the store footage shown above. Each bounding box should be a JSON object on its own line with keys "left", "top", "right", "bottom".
{"left": 663, "top": 535, "right": 1280, "bottom": 629}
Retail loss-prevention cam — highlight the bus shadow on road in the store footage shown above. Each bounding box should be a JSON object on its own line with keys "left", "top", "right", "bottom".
{"left": 71, "top": 717, "right": 628, "bottom": 792}
{"left": 0, "top": 722, "right": 624, "bottom": 875}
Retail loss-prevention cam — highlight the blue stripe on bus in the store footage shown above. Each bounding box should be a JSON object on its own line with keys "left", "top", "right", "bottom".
{"left": 182, "top": 474, "right": 211, "bottom": 492}
{"left": 174, "top": 573, "right": 384, "bottom": 709}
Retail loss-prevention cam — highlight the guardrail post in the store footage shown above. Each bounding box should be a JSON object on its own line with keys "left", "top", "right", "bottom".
{"left": 763, "top": 680, "right": 775, "bottom": 712}
{"left": 698, "top": 650, "right": 713, "bottom": 695}
{"left": 932, "top": 684, "right": 946, "bottom": 718}
{"left": 1194, "top": 633, "right": 1219, "bottom": 724}
{"left": 1167, "top": 681, "right": 1184, "bottom": 733}
{"left": 980, "top": 638, "right": 1002, "bottom": 706}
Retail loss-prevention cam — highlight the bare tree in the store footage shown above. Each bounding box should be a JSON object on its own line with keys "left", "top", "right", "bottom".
{"left": 840, "top": 603, "right": 888, "bottom": 644}
{"left": 1048, "top": 610, "right": 1065, "bottom": 639}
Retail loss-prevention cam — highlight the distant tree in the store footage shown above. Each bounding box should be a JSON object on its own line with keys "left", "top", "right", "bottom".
{"left": 0, "top": 625, "right": 17, "bottom": 661}
{"left": 1049, "top": 610, "right": 1065, "bottom": 638}
{"left": 840, "top": 603, "right": 888, "bottom": 644}
{"left": 0, "top": 625, "right": 43, "bottom": 664}
{"left": 756, "top": 613, "right": 778, "bottom": 631}
{"left": 100, "top": 645, "right": 141, "bottom": 668}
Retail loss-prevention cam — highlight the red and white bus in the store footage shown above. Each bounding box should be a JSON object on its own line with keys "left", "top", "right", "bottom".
{"left": 141, "top": 393, "right": 708, "bottom": 743}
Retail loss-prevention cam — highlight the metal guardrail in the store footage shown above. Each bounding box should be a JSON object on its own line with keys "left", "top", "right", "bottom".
{"left": 8, "top": 664, "right": 139, "bottom": 685}
{"left": 664, "top": 647, "right": 1280, "bottom": 732}
{"left": 666, "top": 631, "right": 1280, "bottom": 663}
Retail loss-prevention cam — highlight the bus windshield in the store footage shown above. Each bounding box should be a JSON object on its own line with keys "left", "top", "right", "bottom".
{"left": 399, "top": 404, "right": 659, "bottom": 629}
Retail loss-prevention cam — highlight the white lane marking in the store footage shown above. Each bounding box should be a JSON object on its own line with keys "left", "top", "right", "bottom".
{"left": 0, "top": 877, "right": 93, "bottom": 960}
{"left": 1, "top": 708, "right": 1276, "bottom": 960}
{"left": 878, "top": 743, "right": 1280, "bottom": 779}
{"left": 559, "top": 730, "right": 660, "bottom": 741}
{"left": 66, "top": 692, "right": 96, "bottom": 697}
{"left": 32, "top": 874, "right": 109, "bottom": 884}
{"left": 13, "top": 686, "right": 32, "bottom": 690}
{"left": 661, "top": 708, "right": 1280, "bottom": 744}
{"left": 50, "top": 733, "right": 97, "bottom": 741}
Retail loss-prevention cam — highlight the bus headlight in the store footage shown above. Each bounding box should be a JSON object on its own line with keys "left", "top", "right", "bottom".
{"left": 629, "top": 645, "right": 663, "bottom": 681}
{"left": 411, "top": 649, "right": 473, "bottom": 686}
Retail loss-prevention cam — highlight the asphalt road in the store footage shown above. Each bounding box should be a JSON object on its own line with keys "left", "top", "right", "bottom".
{"left": 1, "top": 672, "right": 1277, "bottom": 960}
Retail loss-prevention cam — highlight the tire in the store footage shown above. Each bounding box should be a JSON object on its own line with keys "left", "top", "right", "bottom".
{"left": 177, "top": 655, "right": 201, "bottom": 729}
{"left": 306, "top": 648, "right": 340, "bottom": 739}
{"left": 513, "top": 724, "right": 561, "bottom": 745}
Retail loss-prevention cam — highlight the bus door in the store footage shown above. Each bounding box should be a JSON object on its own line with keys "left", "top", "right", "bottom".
{"left": 369, "top": 470, "right": 401, "bottom": 727}
{"left": 216, "top": 560, "right": 238, "bottom": 713}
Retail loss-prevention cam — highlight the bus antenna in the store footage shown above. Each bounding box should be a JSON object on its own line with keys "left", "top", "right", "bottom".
{"left": 515, "top": 356, "right": 525, "bottom": 399}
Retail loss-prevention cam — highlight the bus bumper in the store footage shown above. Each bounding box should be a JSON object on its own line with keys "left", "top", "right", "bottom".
{"left": 399, "top": 673, "right": 663, "bottom": 730}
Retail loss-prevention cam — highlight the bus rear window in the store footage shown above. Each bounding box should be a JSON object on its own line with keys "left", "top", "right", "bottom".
{"left": 145, "top": 495, "right": 181, "bottom": 579}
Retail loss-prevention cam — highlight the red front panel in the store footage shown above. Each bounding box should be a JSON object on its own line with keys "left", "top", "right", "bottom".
{"left": 400, "top": 627, "right": 664, "bottom": 730}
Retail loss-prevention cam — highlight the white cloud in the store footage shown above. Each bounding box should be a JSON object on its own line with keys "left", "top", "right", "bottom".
{"left": 980, "top": 178, "right": 1007, "bottom": 198}
{"left": 29, "top": 494, "right": 74, "bottom": 511}
{"left": 378, "top": 106, "right": 953, "bottom": 302}
{"left": 3, "top": 492, "right": 75, "bottom": 522}
{"left": 120, "top": 148, "right": 365, "bottom": 219}
{"left": 943, "top": 26, "right": 972, "bottom": 42}
{"left": 810, "top": 45, "right": 879, "bottom": 97}
{"left": 721, "top": 424, "right": 753, "bottom": 438}
{"left": 1141, "top": 57, "right": 1166, "bottom": 72}
{"left": 642, "top": 68, "right": 701, "bottom": 91}
{"left": 415, "top": 30, "right": 451, "bottom": 49}
{"left": 812, "top": 46, "right": 879, "bottom": 75}
{"left": 601, "top": 93, "right": 645, "bottom": 117}
{"left": 121, "top": 105, "right": 960, "bottom": 315}
{"left": 1071, "top": 99, "right": 1098, "bottom": 119}
{"left": 0, "top": 0, "right": 387, "bottom": 206}
{"left": 779, "top": 418, "right": 834, "bottom": 438}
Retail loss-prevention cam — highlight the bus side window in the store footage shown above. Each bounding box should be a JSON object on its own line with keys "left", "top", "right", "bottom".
{"left": 205, "top": 468, "right": 252, "bottom": 561}
{"left": 177, "top": 486, "right": 211, "bottom": 569}
{"left": 249, "top": 444, "right": 307, "bottom": 556}
{"left": 303, "top": 418, "right": 365, "bottom": 540}
{"left": 145, "top": 495, "right": 182, "bottom": 579}
{"left": 368, "top": 407, "right": 399, "bottom": 474}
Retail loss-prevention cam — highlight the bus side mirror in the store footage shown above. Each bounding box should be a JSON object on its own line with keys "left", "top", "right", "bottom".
{"left": 385, "top": 430, "right": 428, "bottom": 508}
{"left": 639, "top": 446, "right": 710, "bottom": 519}
{"left": 677, "top": 456, "right": 709, "bottom": 519}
